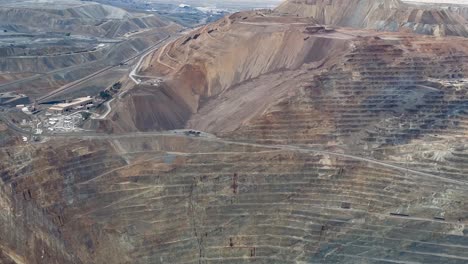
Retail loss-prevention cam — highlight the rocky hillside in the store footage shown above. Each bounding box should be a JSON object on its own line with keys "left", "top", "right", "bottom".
{"left": 108, "top": 9, "right": 468, "bottom": 142}
{"left": 0, "top": 0, "right": 169, "bottom": 37}
{"left": 276, "top": 0, "right": 468, "bottom": 37}
{"left": 1, "top": 1, "right": 468, "bottom": 264}
{"left": 108, "top": 13, "right": 343, "bottom": 131}
{"left": 0, "top": 0, "right": 182, "bottom": 99}
{"left": 1, "top": 133, "right": 468, "bottom": 263}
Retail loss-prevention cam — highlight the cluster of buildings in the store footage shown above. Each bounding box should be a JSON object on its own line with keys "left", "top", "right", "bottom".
{"left": 48, "top": 96, "right": 94, "bottom": 114}
{"left": 0, "top": 92, "right": 95, "bottom": 116}
{"left": 0, "top": 91, "right": 98, "bottom": 136}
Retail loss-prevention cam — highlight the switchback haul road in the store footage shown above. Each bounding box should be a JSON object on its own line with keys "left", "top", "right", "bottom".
{"left": 37, "top": 35, "right": 173, "bottom": 103}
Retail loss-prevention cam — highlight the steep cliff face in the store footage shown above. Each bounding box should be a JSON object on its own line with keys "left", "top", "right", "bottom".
{"left": 151, "top": 15, "right": 327, "bottom": 100}
{"left": 111, "top": 9, "right": 468, "bottom": 142}
{"left": 1, "top": 134, "right": 468, "bottom": 263}
{"left": 220, "top": 33, "right": 468, "bottom": 151}
{"left": 276, "top": 0, "right": 468, "bottom": 37}
{"left": 110, "top": 13, "right": 349, "bottom": 131}
{"left": 0, "top": 145, "right": 81, "bottom": 264}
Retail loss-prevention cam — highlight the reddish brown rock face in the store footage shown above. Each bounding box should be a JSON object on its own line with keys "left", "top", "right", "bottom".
{"left": 1, "top": 133, "right": 468, "bottom": 263}
{"left": 1, "top": 1, "right": 468, "bottom": 264}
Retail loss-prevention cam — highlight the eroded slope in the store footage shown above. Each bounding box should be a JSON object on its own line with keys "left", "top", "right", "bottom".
{"left": 0, "top": 1, "right": 168, "bottom": 37}
{"left": 276, "top": 0, "right": 468, "bottom": 37}
{"left": 109, "top": 13, "right": 348, "bottom": 131}
{"left": 222, "top": 33, "right": 468, "bottom": 150}
{"left": 109, "top": 10, "right": 467, "bottom": 157}
{"left": 1, "top": 134, "right": 468, "bottom": 263}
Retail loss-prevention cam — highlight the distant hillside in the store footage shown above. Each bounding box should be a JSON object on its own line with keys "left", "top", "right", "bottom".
{"left": 0, "top": 0, "right": 170, "bottom": 37}
{"left": 403, "top": 0, "right": 468, "bottom": 4}
{"left": 276, "top": 0, "right": 468, "bottom": 37}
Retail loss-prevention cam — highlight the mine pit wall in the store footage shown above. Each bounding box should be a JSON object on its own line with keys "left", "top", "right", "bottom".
{"left": 119, "top": 24, "right": 350, "bottom": 132}
{"left": 0, "top": 140, "right": 135, "bottom": 264}
{"left": 110, "top": 83, "right": 193, "bottom": 132}
{"left": 1, "top": 136, "right": 468, "bottom": 263}
{"left": 276, "top": 0, "right": 468, "bottom": 37}
{"left": 0, "top": 174, "right": 79, "bottom": 264}
{"left": 224, "top": 35, "right": 468, "bottom": 154}
{"left": 0, "top": 136, "right": 267, "bottom": 263}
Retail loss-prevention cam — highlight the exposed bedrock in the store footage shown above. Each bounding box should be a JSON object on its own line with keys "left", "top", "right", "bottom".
{"left": 1, "top": 136, "right": 468, "bottom": 263}
{"left": 109, "top": 11, "right": 467, "bottom": 157}
{"left": 109, "top": 14, "right": 349, "bottom": 132}
{"left": 1, "top": 2, "right": 466, "bottom": 263}
{"left": 223, "top": 35, "right": 468, "bottom": 150}
{"left": 276, "top": 0, "right": 468, "bottom": 37}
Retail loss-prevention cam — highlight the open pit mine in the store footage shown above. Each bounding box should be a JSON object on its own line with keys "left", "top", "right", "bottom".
{"left": 0, "top": 0, "right": 181, "bottom": 99}
{"left": 1, "top": 0, "right": 468, "bottom": 263}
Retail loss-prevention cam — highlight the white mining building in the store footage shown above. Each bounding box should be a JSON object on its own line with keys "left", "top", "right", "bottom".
{"left": 48, "top": 96, "right": 93, "bottom": 114}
